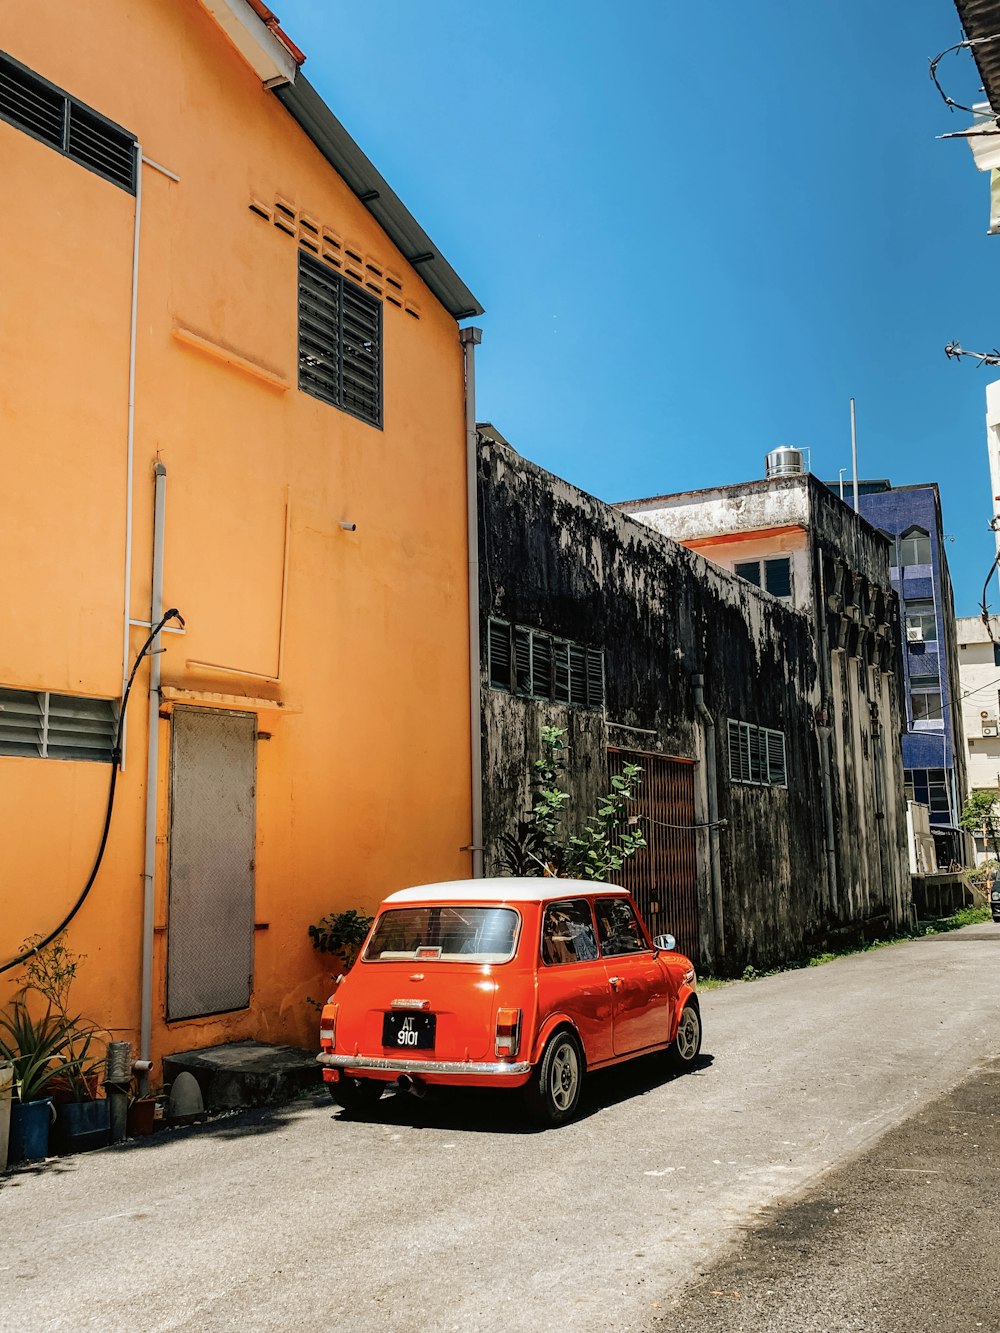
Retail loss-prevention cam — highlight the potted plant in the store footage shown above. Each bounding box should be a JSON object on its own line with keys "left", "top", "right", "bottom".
{"left": 51, "top": 1027, "right": 109, "bottom": 1155}
{"left": 0, "top": 1000, "right": 77, "bottom": 1162}
{"left": 2, "top": 933, "right": 109, "bottom": 1160}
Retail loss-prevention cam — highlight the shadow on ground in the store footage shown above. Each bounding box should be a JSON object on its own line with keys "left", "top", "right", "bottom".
{"left": 329, "top": 1049, "right": 716, "bottom": 1135}
{"left": 0, "top": 1048, "right": 717, "bottom": 1182}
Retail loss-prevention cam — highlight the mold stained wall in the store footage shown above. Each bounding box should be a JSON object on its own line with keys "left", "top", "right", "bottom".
{"left": 810, "top": 483, "right": 910, "bottom": 928}
{"left": 627, "top": 475, "right": 911, "bottom": 936}
{"left": 480, "top": 445, "right": 912, "bottom": 971}
{"left": 481, "top": 440, "right": 829, "bottom": 973}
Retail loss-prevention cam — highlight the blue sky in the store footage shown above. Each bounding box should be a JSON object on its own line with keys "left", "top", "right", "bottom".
{"left": 278, "top": 0, "right": 998, "bottom": 614}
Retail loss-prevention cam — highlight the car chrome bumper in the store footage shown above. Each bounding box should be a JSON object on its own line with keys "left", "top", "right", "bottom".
{"left": 316, "top": 1052, "right": 532, "bottom": 1076}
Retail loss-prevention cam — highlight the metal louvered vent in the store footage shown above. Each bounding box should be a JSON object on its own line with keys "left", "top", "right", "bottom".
{"left": 66, "top": 103, "right": 135, "bottom": 191}
{"left": 487, "top": 619, "right": 605, "bottom": 711}
{"left": 0, "top": 54, "right": 63, "bottom": 147}
{"left": 0, "top": 687, "right": 116, "bottom": 761}
{"left": 727, "top": 719, "right": 787, "bottom": 789}
{"left": 0, "top": 52, "right": 135, "bottom": 192}
{"left": 488, "top": 620, "right": 512, "bottom": 690}
{"left": 298, "top": 250, "right": 382, "bottom": 428}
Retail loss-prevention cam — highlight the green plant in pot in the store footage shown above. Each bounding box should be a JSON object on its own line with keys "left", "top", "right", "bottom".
{"left": 1, "top": 934, "right": 110, "bottom": 1159}
{"left": 0, "top": 1000, "right": 78, "bottom": 1162}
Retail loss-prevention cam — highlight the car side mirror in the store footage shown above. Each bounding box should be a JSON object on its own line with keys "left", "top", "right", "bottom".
{"left": 652, "top": 933, "right": 676, "bottom": 953}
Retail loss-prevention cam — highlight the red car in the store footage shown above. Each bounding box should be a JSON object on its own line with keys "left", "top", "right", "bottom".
{"left": 317, "top": 878, "right": 701, "bottom": 1125}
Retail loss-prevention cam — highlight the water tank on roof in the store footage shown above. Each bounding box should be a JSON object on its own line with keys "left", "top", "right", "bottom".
{"left": 765, "top": 446, "right": 805, "bottom": 478}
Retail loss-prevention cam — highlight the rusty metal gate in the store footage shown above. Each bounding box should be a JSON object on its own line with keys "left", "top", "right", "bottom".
{"left": 167, "top": 707, "right": 256, "bottom": 1021}
{"left": 608, "top": 748, "right": 699, "bottom": 961}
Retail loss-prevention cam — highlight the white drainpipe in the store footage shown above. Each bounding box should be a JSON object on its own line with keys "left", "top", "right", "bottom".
{"left": 121, "top": 149, "right": 179, "bottom": 768}
{"left": 692, "top": 674, "right": 725, "bottom": 967}
{"left": 139, "top": 461, "right": 167, "bottom": 1089}
{"left": 460, "top": 326, "right": 484, "bottom": 878}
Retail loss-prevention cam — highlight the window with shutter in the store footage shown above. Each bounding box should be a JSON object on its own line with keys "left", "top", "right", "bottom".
{"left": 513, "top": 627, "right": 532, "bottom": 696}
{"left": 727, "top": 718, "right": 787, "bottom": 788}
{"left": 552, "top": 642, "right": 571, "bottom": 704}
{"left": 488, "top": 620, "right": 512, "bottom": 690}
{"left": 764, "top": 557, "right": 792, "bottom": 599}
{"left": 569, "top": 644, "right": 587, "bottom": 707}
{"left": 298, "top": 251, "right": 382, "bottom": 427}
{"left": 0, "top": 51, "right": 136, "bottom": 192}
{"left": 734, "top": 561, "right": 762, "bottom": 587}
{"left": 485, "top": 620, "right": 604, "bottom": 711}
{"left": 733, "top": 556, "right": 793, "bottom": 603}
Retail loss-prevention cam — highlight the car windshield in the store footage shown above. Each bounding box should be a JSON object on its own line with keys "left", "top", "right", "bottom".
{"left": 363, "top": 906, "right": 519, "bottom": 963}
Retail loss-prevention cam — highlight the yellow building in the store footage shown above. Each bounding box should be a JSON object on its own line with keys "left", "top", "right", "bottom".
{"left": 0, "top": 0, "right": 482, "bottom": 1071}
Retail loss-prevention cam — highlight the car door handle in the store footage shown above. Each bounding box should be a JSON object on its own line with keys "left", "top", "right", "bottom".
{"left": 608, "top": 976, "right": 623, "bottom": 989}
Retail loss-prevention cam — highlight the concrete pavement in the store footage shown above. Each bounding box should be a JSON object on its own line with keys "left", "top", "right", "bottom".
{"left": 2, "top": 923, "right": 999, "bottom": 1332}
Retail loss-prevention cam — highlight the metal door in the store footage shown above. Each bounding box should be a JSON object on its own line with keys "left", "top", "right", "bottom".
{"left": 167, "top": 707, "right": 256, "bottom": 1020}
{"left": 608, "top": 749, "right": 700, "bottom": 961}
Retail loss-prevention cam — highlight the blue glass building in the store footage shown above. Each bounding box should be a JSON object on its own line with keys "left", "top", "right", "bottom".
{"left": 832, "top": 482, "right": 967, "bottom": 833}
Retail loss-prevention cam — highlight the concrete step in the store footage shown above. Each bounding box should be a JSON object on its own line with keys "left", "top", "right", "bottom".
{"left": 162, "top": 1040, "right": 322, "bottom": 1111}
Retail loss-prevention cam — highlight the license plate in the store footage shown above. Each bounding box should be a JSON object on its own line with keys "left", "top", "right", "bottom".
{"left": 382, "top": 1012, "right": 436, "bottom": 1050}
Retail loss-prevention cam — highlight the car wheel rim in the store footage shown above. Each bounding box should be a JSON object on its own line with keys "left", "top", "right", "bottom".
{"left": 676, "top": 1009, "right": 699, "bottom": 1062}
{"left": 549, "top": 1042, "right": 579, "bottom": 1111}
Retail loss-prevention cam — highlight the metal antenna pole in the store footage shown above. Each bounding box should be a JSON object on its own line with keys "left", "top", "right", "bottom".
{"left": 850, "top": 398, "right": 859, "bottom": 512}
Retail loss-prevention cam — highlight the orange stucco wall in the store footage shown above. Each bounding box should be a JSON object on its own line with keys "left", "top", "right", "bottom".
{"left": 0, "top": 1, "right": 473, "bottom": 1065}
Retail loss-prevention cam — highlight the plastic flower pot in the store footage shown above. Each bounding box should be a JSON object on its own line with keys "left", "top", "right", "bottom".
{"left": 126, "top": 1097, "right": 157, "bottom": 1138}
{"left": 53, "top": 1098, "right": 110, "bottom": 1155}
{"left": 0, "top": 1062, "right": 12, "bottom": 1171}
{"left": 9, "top": 1097, "right": 53, "bottom": 1163}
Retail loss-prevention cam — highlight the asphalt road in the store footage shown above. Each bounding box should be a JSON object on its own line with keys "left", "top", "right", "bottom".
{"left": 655, "top": 1054, "right": 1000, "bottom": 1332}
{"left": 2, "top": 922, "right": 1000, "bottom": 1333}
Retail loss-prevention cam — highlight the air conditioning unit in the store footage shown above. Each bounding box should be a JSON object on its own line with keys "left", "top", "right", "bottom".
{"left": 906, "top": 625, "right": 923, "bottom": 643}
{"left": 981, "top": 709, "right": 998, "bottom": 738}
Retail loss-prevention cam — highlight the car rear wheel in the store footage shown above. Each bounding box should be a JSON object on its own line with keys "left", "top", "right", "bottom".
{"left": 524, "top": 1030, "right": 584, "bottom": 1126}
{"left": 328, "top": 1076, "right": 385, "bottom": 1113}
{"left": 666, "top": 999, "right": 701, "bottom": 1072}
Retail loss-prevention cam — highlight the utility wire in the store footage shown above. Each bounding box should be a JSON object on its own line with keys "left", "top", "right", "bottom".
{"left": 0, "top": 608, "right": 185, "bottom": 977}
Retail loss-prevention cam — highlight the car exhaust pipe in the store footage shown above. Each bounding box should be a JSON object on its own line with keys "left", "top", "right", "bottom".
{"left": 396, "top": 1073, "right": 427, "bottom": 1099}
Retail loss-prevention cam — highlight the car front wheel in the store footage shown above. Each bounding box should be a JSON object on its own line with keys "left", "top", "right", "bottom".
{"left": 666, "top": 999, "right": 701, "bottom": 1072}
{"left": 524, "top": 1030, "right": 584, "bottom": 1126}
{"left": 328, "top": 1075, "right": 385, "bottom": 1114}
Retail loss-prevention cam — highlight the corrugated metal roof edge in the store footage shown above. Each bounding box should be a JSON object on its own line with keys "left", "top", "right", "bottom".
{"left": 273, "top": 76, "right": 484, "bottom": 320}
{"left": 954, "top": 0, "right": 1000, "bottom": 114}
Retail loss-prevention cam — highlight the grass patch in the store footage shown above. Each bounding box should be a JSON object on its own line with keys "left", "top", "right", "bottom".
{"left": 699, "top": 904, "right": 992, "bottom": 989}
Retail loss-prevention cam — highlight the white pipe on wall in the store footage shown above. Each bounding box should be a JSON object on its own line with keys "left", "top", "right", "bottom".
{"left": 139, "top": 462, "right": 167, "bottom": 1089}
{"left": 119, "top": 143, "right": 143, "bottom": 769}
{"left": 460, "top": 326, "right": 484, "bottom": 878}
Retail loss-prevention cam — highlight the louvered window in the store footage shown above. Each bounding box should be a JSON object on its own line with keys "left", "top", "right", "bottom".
{"left": 0, "top": 51, "right": 136, "bottom": 192}
{"left": 733, "top": 556, "right": 793, "bottom": 603}
{"left": 727, "top": 719, "right": 787, "bottom": 788}
{"left": 0, "top": 688, "right": 117, "bottom": 762}
{"left": 487, "top": 619, "right": 604, "bottom": 710}
{"left": 298, "top": 250, "right": 382, "bottom": 428}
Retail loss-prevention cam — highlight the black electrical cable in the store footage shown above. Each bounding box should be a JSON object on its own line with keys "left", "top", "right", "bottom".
{"left": 0, "top": 608, "right": 184, "bottom": 977}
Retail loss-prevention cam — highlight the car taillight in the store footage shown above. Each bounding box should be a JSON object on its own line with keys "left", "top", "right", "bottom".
{"left": 495, "top": 1007, "right": 521, "bottom": 1058}
{"left": 320, "top": 1002, "right": 338, "bottom": 1050}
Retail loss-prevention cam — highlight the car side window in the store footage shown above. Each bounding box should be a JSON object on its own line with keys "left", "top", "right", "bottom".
{"left": 595, "top": 898, "right": 646, "bottom": 956}
{"left": 541, "top": 899, "right": 600, "bottom": 965}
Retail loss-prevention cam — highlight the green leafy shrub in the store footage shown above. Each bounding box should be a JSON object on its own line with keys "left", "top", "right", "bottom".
{"left": 498, "top": 726, "right": 646, "bottom": 879}
{"left": 308, "top": 908, "right": 374, "bottom": 972}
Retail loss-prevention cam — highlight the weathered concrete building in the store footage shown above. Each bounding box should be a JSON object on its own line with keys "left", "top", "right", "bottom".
{"left": 479, "top": 432, "right": 910, "bottom": 973}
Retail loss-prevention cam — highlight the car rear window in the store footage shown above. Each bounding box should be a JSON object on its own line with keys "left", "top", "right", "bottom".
{"left": 362, "top": 906, "right": 520, "bottom": 963}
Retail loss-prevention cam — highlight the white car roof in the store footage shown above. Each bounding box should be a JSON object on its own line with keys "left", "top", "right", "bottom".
{"left": 381, "top": 877, "right": 629, "bottom": 906}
